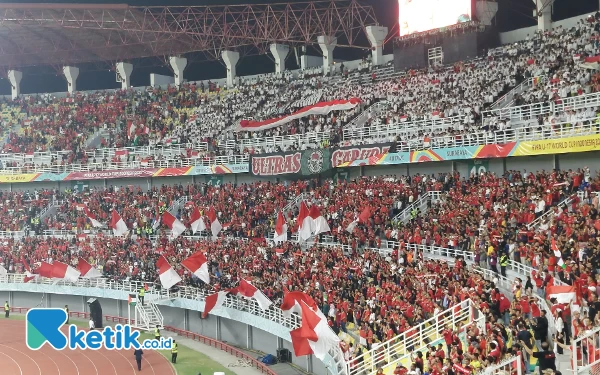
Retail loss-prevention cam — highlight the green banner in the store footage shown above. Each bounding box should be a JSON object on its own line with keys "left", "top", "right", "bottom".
{"left": 205, "top": 175, "right": 224, "bottom": 186}
{"left": 467, "top": 159, "right": 489, "bottom": 176}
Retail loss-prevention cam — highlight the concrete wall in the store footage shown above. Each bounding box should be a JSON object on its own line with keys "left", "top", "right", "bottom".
{"left": 2, "top": 152, "right": 599, "bottom": 192}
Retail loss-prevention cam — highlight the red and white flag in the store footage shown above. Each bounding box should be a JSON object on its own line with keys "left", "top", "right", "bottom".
{"left": 273, "top": 211, "right": 288, "bottom": 243}
{"left": 290, "top": 301, "right": 340, "bottom": 360}
{"left": 23, "top": 260, "right": 38, "bottom": 283}
{"left": 297, "top": 202, "right": 312, "bottom": 242}
{"left": 181, "top": 252, "right": 210, "bottom": 284}
{"left": 238, "top": 98, "right": 361, "bottom": 132}
{"left": 51, "top": 261, "right": 81, "bottom": 283}
{"left": 38, "top": 262, "right": 54, "bottom": 278}
{"left": 110, "top": 210, "right": 128, "bottom": 236}
{"left": 202, "top": 291, "right": 229, "bottom": 318}
{"left": 290, "top": 324, "right": 319, "bottom": 357}
{"left": 281, "top": 291, "right": 318, "bottom": 318}
{"left": 162, "top": 211, "right": 187, "bottom": 240}
{"left": 308, "top": 205, "right": 330, "bottom": 236}
{"left": 77, "top": 257, "right": 102, "bottom": 279}
{"left": 235, "top": 279, "right": 272, "bottom": 310}
{"left": 206, "top": 207, "right": 222, "bottom": 239}
{"left": 156, "top": 255, "right": 182, "bottom": 289}
{"left": 546, "top": 285, "right": 577, "bottom": 304}
{"left": 346, "top": 206, "right": 371, "bottom": 233}
{"left": 189, "top": 206, "right": 206, "bottom": 235}
{"left": 83, "top": 206, "right": 103, "bottom": 228}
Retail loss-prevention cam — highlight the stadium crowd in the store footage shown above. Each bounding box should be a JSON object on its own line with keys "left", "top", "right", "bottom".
{"left": 0, "top": 167, "right": 597, "bottom": 374}
{"left": 0, "top": 14, "right": 599, "bottom": 171}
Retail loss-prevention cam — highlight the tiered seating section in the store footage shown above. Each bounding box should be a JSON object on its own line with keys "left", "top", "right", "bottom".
{"left": 1, "top": 16, "right": 600, "bottom": 173}
{"left": 0, "top": 168, "right": 598, "bottom": 374}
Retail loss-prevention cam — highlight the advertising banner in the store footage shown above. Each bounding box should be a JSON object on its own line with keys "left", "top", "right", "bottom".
{"left": 250, "top": 149, "right": 332, "bottom": 176}
{"left": 512, "top": 134, "right": 600, "bottom": 156}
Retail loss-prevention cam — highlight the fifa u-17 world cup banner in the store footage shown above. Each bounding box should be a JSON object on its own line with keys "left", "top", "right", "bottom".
{"left": 249, "top": 143, "right": 392, "bottom": 176}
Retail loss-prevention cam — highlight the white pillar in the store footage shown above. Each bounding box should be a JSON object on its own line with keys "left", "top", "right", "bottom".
{"left": 534, "top": 0, "right": 551, "bottom": 31}
{"left": 221, "top": 50, "right": 240, "bottom": 88}
{"left": 116, "top": 62, "right": 133, "bottom": 89}
{"left": 269, "top": 44, "right": 289, "bottom": 74}
{"left": 169, "top": 56, "right": 187, "bottom": 86}
{"left": 7, "top": 70, "right": 22, "bottom": 100}
{"left": 366, "top": 26, "right": 388, "bottom": 66}
{"left": 62, "top": 66, "right": 79, "bottom": 93}
{"left": 318, "top": 35, "right": 337, "bottom": 75}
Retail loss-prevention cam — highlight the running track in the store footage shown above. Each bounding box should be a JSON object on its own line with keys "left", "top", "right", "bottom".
{"left": 0, "top": 319, "right": 175, "bottom": 375}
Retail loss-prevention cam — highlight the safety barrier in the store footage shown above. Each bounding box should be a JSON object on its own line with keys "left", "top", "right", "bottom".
{"left": 573, "top": 325, "right": 600, "bottom": 375}
{"left": 391, "top": 191, "right": 442, "bottom": 223}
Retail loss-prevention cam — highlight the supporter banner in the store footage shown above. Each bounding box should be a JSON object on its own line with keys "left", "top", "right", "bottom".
{"left": 238, "top": 98, "right": 361, "bottom": 132}
{"left": 250, "top": 149, "right": 332, "bottom": 176}
{"left": 511, "top": 134, "right": 600, "bottom": 156}
{"left": 0, "top": 163, "right": 249, "bottom": 184}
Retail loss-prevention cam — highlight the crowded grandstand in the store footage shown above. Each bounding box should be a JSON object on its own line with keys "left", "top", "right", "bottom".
{"left": 0, "top": 1, "right": 599, "bottom": 375}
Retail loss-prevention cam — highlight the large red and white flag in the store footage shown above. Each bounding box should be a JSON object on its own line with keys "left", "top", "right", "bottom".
{"left": 189, "top": 206, "right": 206, "bottom": 235}
{"left": 181, "top": 252, "right": 210, "bottom": 284}
{"left": 162, "top": 211, "right": 187, "bottom": 240}
{"left": 235, "top": 279, "right": 272, "bottom": 310}
{"left": 308, "top": 205, "right": 330, "bottom": 236}
{"left": 38, "top": 262, "right": 54, "bottom": 278}
{"left": 51, "top": 261, "right": 81, "bottom": 283}
{"left": 202, "top": 291, "right": 229, "bottom": 318}
{"left": 77, "top": 257, "right": 102, "bottom": 279}
{"left": 280, "top": 291, "right": 318, "bottom": 318}
{"left": 156, "top": 255, "right": 182, "bottom": 289}
{"left": 346, "top": 206, "right": 371, "bottom": 233}
{"left": 238, "top": 98, "right": 361, "bottom": 132}
{"left": 546, "top": 285, "right": 577, "bottom": 304}
{"left": 297, "top": 202, "right": 312, "bottom": 242}
{"left": 110, "top": 210, "right": 128, "bottom": 236}
{"left": 206, "top": 207, "right": 222, "bottom": 239}
{"left": 83, "top": 207, "right": 103, "bottom": 228}
{"left": 290, "top": 301, "right": 340, "bottom": 360}
{"left": 273, "top": 211, "right": 288, "bottom": 243}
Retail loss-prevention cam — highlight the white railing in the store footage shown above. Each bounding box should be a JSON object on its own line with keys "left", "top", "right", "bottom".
{"left": 490, "top": 76, "right": 547, "bottom": 110}
{"left": 341, "top": 116, "right": 600, "bottom": 152}
{"left": 237, "top": 131, "right": 331, "bottom": 152}
{"left": 572, "top": 325, "right": 600, "bottom": 375}
{"left": 280, "top": 192, "right": 307, "bottom": 217}
{"left": 0, "top": 154, "right": 249, "bottom": 174}
{"left": 391, "top": 191, "right": 441, "bottom": 223}
{"left": 527, "top": 194, "right": 575, "bottom": 230}
{"left": 0, "top": 273, "right": 302, "bottom": 330}
{"left": 344, "top": 100, "right": 389, "bottom": 131}
{"left": 84, "top": 142, "right": 209, "bottom": 160}
{"left": 476, "top": 355, "right": 522, "bottom": 375}
{"left": 349, "top": 299, "right": 479, "bottom": 375}
{"left": 0, "top": 230, "right": 25, "bottom": 238}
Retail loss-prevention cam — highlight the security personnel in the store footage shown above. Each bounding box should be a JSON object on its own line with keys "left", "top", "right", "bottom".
{"left": 154, "top": 325, "right": 161, "bottom": 340}
{"left": 171, "top": 339, "right": 178, "bottom": 363}
{"left": 65, "top": 305, "right": 69, "bottom": 324}
{"left": 138, "top": 286, "right": 145, "bottom": 306}
{"left": 4, "top": 301, "right": 9, "bottom": 318}
{"left": 499, "top": 252, "right": 509, "bottom": 277}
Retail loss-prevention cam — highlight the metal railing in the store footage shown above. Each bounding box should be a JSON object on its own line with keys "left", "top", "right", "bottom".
{"left": 237, "top": 131, "right": 331, "bottom": 152}
{"left": 572, "top": 325, "right": 600, "bottom": 375}
{"left": 526, "top": 194, "right": 575, "bottom": 230}
{"left": 391, "top": 191, "right": 442, "bottom": 223}
{"left": 490, "top": 76, "right": 547, "bottom": 110}
{"left": 341, "top": 116, "right": 600, "bottom": 152}
{"left": 349, "top": 299, "right": 480, "bottom": 375}
{"left": 280, "top": 192, "right": 307, "bottom": 217}
{"left": 476, "top": 355, "right": 522, "bottom": 375}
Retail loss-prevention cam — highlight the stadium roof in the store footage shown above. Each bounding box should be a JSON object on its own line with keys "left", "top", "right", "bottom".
{"left": 0, "top": 1, "right": 379, "bottom": 70}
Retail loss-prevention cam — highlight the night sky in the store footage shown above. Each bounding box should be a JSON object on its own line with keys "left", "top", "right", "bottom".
{"left": 0, "top": 0, "right": 598, "bottom": 95}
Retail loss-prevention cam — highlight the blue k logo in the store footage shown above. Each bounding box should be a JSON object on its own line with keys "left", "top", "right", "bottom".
{"left": 26, "top": 308, "right": 69, "bottom": 350}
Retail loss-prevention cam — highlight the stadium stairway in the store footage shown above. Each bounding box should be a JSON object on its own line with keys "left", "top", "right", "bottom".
{"left": 391, "top": 191, "right": 442, "bottom": 224}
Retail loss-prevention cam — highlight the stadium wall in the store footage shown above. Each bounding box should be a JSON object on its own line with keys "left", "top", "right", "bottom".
{"left": 0, "top": 288, "right": 324, "bottom": 374}
{"left": 499, "top": 13, "right": 589, "bottom": 45}
{"left": 2, "top": 152, "right": 598, "bottom": 192}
